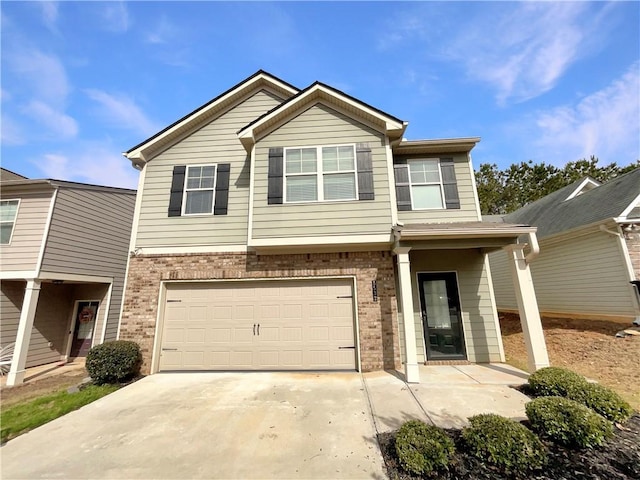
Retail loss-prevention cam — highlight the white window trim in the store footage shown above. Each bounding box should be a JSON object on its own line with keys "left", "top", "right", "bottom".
{"left": 408, "top": 158, "right": 446, "bottom": 210}
{"left": 181, "top": 164, "right": 217, "bottom": 216}
{"left": 0, "top": 198, "right": 21, "bottom": 245}
{"left": 283, "top": 144, "right": 359, "bottom": 203}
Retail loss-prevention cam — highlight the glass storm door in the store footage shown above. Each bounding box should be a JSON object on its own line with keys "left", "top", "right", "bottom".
{"left": 418, "top": 272, "right": 466, "bottom": 360}
{"left": 70, "top": 301, "right": 99, "bottom": 357}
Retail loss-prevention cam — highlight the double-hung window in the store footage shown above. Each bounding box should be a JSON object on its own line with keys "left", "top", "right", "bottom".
{"left": 183, "top": 165, "right": 216, "bottom": 215}
{"left": 0, "top": 199, "right": 20, "bottom": 244}
{"left": 284, "top": 145, "right": 357, "bottom": 203}
{"left": 408, "top": 159, "right": 445, "bottom": 209}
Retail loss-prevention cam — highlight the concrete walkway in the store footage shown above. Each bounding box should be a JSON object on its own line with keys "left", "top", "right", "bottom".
{"left": 0, "top": 364, "right": 529, "bottom": 479}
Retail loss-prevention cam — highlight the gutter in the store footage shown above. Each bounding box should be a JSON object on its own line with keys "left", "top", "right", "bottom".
{"left": 524, "top": 231, "right": 539, "bottom": 264}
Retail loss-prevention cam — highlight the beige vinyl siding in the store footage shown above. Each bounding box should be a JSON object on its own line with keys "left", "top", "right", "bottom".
{"left": 404, "top": 249, "right": 501, "bottom": 363}
{"left": 40, "top": 188, "right": 135, "bottom": 342}
{"left": 252, "top": 103, "right": 392, "bottom": 238}
{"left": 397, "top": 154, "right": 480, "bottom": 223}
{"left": 0, "top": 280, "right": 25, "bottom": 349}
{"left": 136, "top": 89, "right": 285, "bottom": 247}
{"left": 0, "top": 190, "right": 53, "bottom": 272}
{"left": 490, "top": 231, "right": 638, "bottom": 317}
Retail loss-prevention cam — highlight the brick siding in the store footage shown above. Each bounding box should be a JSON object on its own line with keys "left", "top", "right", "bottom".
{"left": 120, "top": 251, "right": 401, "bottom": 374}
{"left": 626, "top": 234, "right": 640, "bottom": 280}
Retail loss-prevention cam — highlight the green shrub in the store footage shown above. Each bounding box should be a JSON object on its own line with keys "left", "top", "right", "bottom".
{"left": 568, "top": 382, "right": 633, "bottom": 423}
{"left": 394, "top": 420, "right": 455, "bottom": 475}
{"left": 526, "top": 396, "right": 613, "bottom": 448}
{"left": 527, "top": 367, "right": 588, "bottom": 397}
{"left": 462, "top": 414, "right": 546, "bottom": 473}
{"left": 85, "top": 341, "right": 142, "bottom": 385}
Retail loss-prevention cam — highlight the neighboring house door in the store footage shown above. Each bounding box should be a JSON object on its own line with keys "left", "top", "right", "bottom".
{"left": 70, "top": 301, "right": 99, "bottom": 357}
{"left": 418, "top": 272, "right": 466, "bottom": 360}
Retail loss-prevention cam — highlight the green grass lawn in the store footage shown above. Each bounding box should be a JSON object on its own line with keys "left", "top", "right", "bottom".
{"left": 1, "top": 384, "right": 119, "bottom": 443}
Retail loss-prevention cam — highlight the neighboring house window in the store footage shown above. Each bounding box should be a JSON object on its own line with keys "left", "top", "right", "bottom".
{"left": 183, "top": 165, "right": 216, "bottom": 215}
{"left": 394, "top": 157, "right": 460, "bottom": 211}
{"left": 167, "top": 164, "right": 230, "bottom": 217}
{"left": 284, "top": 145, "right": 357, "bottom": 203}
{"left": 408, "top": 159, "right": 445, "bottom": 209}
{"left": 0, "top": 199, "right": 19, "bottom": 244}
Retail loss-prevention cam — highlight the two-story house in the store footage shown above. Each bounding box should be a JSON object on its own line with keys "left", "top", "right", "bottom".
{"left": 0, "top": 169, "right": 135, "bottom": 385}
{"left": 119, "top": 71, "right": 549, "bottom": 383}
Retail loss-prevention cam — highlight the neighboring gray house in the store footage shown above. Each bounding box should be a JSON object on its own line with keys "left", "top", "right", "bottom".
{"left": 118, "top": 71, "right": 550, "bottom": 384}
{"left": 0, "top": 169, "right": 136, "bottom": 385}
{"left": 490, "top": 169, "right": 640, "bottom": 324}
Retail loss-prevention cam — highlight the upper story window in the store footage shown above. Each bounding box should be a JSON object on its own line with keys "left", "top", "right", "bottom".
{"left": 183, "top": 165, "right": 216, "bottom": 215}
{"left": 408, "top": 159, "right": 445, "bottom": 209}
{"left": 284, "top": 145, "right": 357, "bottom": 203}
{"left": 0, "top": 199, "right": 20, "bottom": 244}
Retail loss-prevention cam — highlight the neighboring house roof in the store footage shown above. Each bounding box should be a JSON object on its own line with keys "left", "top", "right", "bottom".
{"left": 124, "top": 70, "right": 299, "bottom": 166}
{"left": 504, "top": 168, "right": 640, "bottom": 238}
{"left": 1, "top": 168, "right": 28, "bottom": 181}
{"left": 0, "top": 177, "right": 136, "bottom": 194}
{"left": 237, "top": 81, "right": 407, "bottom": 150}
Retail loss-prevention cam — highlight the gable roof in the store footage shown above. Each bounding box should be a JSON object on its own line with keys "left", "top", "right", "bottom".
{"left": 237, "top": 81, "right": 407, "bottom": 150}
{"left": 504, "top": 168, "right": 640, "bottom": 238}
{"left": 1, "top": 167, "right": 28, "bottom": 181}
{"left": 124, "top": 70, "right": 299, "bottom": 167}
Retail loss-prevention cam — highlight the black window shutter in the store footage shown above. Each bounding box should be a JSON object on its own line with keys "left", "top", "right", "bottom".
{"left": 268, "top": 147, "right": 283, "bottom": 205}
{"left": 168, "top": 165, "right": 186, "bottom": 217}
{"left": 356, "top": 143, "right": 374, "bottom": 201}
{"left": 394, "top": 161, "right": 412, "bottom": 211}
{"left": 440, "top": 158, "right": 460, "bottom": 209}
{"left": 214, "top": 164, "right": 230, "bottom": 215}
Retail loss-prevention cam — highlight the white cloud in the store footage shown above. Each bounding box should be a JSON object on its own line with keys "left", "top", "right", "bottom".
{"left": 146, "top": 15, "right": 176, "bottom": 44}
{"left": 22, "top": 100, "right": 78, "bottom": 139}
{"left": 8, "top": 49, "right": 70, "bottom": 106}
{"left": 532, "top": 62, "right": 640, "bottom": 164}
{"left": 379, "top": 3, "right": 615, "bottom": 104}
{"left": 100, "top": 1, "right": 130, "bottom": 33}
{"left": 40, "top": 1, "right": 59, "bottom": 32}
{"left": 37, "top": 145, "right": 139, "bottom": 189}
{"left": 85, "top": 89, "right": 160, "bottom": 137}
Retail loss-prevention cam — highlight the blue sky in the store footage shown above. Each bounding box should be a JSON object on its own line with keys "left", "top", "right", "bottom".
{"left": 2, "top": 1, "right": 639, "bottom": 189}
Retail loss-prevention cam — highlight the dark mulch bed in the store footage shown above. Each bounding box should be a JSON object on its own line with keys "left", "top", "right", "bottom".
{"left": 378, "top": 414, "right": 640, "bottom": 480}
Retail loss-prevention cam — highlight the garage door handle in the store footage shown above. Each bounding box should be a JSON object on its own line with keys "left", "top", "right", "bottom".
{"left": 339, "top": 346, "right": 355, "bottom": 349}
{"left": 257, "top": 323, "right": 260, "bottom": 335}
{"left": 162, "top": 348, "right": 178, "bottom": 351}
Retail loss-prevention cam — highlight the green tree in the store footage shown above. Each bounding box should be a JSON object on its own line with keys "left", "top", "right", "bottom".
{"left": 475, "top": 157, "right": 639, "bottom": 215}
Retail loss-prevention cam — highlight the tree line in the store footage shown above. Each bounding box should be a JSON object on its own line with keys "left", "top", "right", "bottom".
{"left": 474, "top": 156, "right": 639, "bottom": 215}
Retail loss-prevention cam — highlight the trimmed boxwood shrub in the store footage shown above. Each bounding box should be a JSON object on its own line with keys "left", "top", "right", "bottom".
{"left": 394, "top": 420, "right": 455, "bottom": 476}
{"left": 86, "top": 340, "right": 142, "bottom": 385}
{"left": 525, "top": 396, "right": 613, "bottom": 448}
{"left": 527, "top": 366, "right": 588, "bottom": 397}
{"left": 462, "top": 414, "right": 546, "bottom": 473}
{"left": 568, "top": 382, "right": 633, "bottom": 423}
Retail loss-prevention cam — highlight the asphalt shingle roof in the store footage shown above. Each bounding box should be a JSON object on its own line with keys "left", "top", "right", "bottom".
{"left": 503, "top": 168, "right": 640, "bottom": 238}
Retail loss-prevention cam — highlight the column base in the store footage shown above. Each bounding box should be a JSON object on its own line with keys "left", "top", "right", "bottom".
{"left": 6, "top": 369, "right": 26, "bottom": 387}
{"left": 404, "top": 362, "right": 420, "bottom": 383}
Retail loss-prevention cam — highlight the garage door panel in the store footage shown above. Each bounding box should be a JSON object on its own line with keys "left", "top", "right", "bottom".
{"left": 159, "top": 279, "right": 356, "bottom": 371}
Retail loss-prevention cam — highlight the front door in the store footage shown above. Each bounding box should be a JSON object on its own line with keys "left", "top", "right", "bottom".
{"left": 417, "top": 272, "right": 466, "bottom": 360}
{"left": 70, "top": 301, "right": 99, "bottom": 357}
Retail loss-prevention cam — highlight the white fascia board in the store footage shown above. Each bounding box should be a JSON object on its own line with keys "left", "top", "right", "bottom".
{"left": 37, "top": 272, "right": 113, "bottom": 283}
{"left": 398, "top": 226, "right": 536, "bottom": 240}
{"left": 249, "top": 234, "right": 393, "bottom": 248}
{"left": 133, "top": 245, "right": 249, "bottom": 255}
{"left": 126, "top": 73, "right": 297, "bottom": 163}
{"left": 238, "top": 84, "right": 405, "bottom": 147}
{"left": 0, "top": 270, "right": 37, "bottom": 280}
{"left": 564, "top": 178, "right": 601, "bottom": 201}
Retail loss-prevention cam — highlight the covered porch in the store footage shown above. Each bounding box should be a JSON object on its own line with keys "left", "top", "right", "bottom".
{"left": 0, "top": 274, "right": 113, "bottom": 386}
{"left": 393, "top": 222, "right": 550, "bottom": 383}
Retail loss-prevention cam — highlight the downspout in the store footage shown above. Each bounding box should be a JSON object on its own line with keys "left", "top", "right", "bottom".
{"left": 524, "top": 231, "right": 540, "bottom": 264}
{"left": 599, "top": 224, "right": 622, "bottom": 238}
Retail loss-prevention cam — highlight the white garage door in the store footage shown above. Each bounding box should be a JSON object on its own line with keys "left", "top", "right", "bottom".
{"left": 158, "top": 279, "right": 357, "bottom": 371}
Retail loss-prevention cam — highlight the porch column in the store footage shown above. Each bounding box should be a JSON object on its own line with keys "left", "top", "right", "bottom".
{"left": 505, "top": 245, "right": 550, "bottom": 371}
{"left": 7, "top": 279, "right": 41, "bottom": 386}
{"left": 395, "top": 247, "right": 420, "bottom": 383}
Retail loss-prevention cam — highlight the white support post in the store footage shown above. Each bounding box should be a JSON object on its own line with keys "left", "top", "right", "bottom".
{"left": 505, "top": 245, "right": 550, "bottom": 371}
{"left": 7, "top": 279, "right": 41, "bottom": 386}
{"left": 395, "top": 247, "right": 420, "bottom": 383}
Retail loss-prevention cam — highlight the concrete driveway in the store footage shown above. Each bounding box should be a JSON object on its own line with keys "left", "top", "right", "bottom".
{"left": 1, "top": 365, "right": 529, "bottom": 479}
